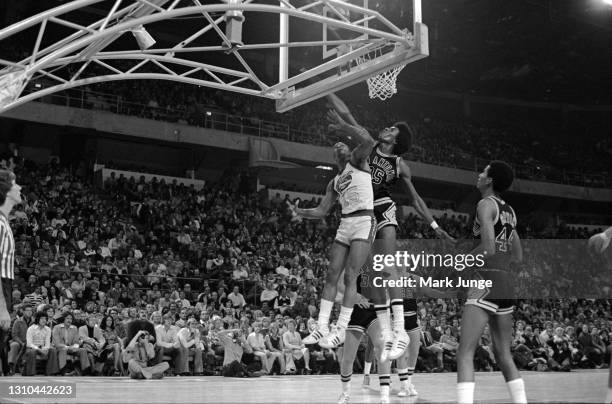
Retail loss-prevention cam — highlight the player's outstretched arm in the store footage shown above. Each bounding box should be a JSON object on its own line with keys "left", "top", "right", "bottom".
{"left": 326, "top": 93, "right": 359, "bottom": 126}
{"left": 589, "top": 226, "right": 612, "bottom": 254}
{"left": 294, "top": 180, "right": 337, "bottom": 219}
{"left": 327, "top": 109, "right": 375, "bottom": 167}
{"left": 398, "top": 159, "right": 454, "bottom": 241}
{"left": 511, "top": 230, "right": 523, "bottom": 263}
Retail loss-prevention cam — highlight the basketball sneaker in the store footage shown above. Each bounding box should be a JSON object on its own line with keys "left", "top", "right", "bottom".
{"left": 380, "top": 330, "right": 394, "bottom": 362}
{"left": 337, "top": 392, "right": 350, "bottom": 404}
{"left": 320, "top": 327, "right": 346, "bottom": 348}
{"left": 398, "top": 382, "right": 418, "bottom": 397}
{"left": 303, "top": 328, "right": 329, "bottom": 345}
{"left": 388, "top": 329, "right": 410, "bottom": 360}
{"left": 362, "top": 374, "right": 370, "bottom": 389}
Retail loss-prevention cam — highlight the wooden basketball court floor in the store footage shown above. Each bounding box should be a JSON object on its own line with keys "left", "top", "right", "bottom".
{"left": 0, "top": 370, "right": 607, "bottom": 403}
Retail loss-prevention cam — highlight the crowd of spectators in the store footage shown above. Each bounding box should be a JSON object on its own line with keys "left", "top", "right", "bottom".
{"left": 55, "top": 81, "right": 610, "bottom": 188}
{"left": 0, "top": 153, "right": 610, "bottom": 379}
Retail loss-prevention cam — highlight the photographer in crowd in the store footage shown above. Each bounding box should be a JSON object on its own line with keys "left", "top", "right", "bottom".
{"left": 124, "top": 329, "right": 168, "bottom": 379}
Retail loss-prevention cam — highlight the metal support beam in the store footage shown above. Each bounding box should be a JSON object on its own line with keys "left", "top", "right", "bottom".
{"left": 0, "top": 0, "right": 422, "bottom": 114}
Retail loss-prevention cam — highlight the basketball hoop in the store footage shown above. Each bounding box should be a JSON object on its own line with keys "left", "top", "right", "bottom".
{"left": 355, "top": 45, "right": 406, "bottom": 101}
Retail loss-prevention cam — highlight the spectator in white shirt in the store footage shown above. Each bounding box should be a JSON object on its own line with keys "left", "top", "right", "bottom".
{"left": 232, "top": 265, "right": 248, "bottom": 281}
{"left": 154, "top": 314, "right": 182, "bottom": 373}
{"left": 176, "top": 319, "right": 204, "bottom": 375}
{"left": 282, "top": 319, "right": 310, "bottom": 373}
{"left": 227, "top": 286, "right": 246, "bottom": 309}
{"left": 177, "top": 228, "right": 192, "bottom": 246}
{"left": 260, "top": 282, "right": 278, "bottom": 306}
{"left": 51, "top": 214, "right": 67, "bottom": 228}
{"left": 247, "top": 321, "right": 275, "bottom": 374}
{"left": 275, "top": 263, "right": 290, "bottom": 277}
{"left": 23, "top": 312, "right": 56, "bottom": 375}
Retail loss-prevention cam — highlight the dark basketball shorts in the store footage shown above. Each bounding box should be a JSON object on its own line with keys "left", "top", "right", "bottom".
{"left": 347, "top": 304, "right": 378, "bottom": 334}
{"left": 465, "top": 269, "right": 515, "bottom": 315}
{"left": 403, "top": 298, "right": 420, "bottom": 332}
{"left": 373, "top": 198, "right": 398, "bottom": 233}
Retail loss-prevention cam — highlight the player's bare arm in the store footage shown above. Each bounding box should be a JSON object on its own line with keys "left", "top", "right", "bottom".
{"left": 294, "top": 180, "right": 338, "bottom": 219}
{"left": 327, "top": 109, "right": 375, "bottom": 169}
{"left": 469, "top": 198, "right": 497, "bottom": 257}
{"left": 398, "top": 159, "right": 454, "bottom": 241}
{"left": 510, "top": 230, "right": 523, "bottom": 263}
{"left": 326, "top": 93, "right": 359, "bottom": 126}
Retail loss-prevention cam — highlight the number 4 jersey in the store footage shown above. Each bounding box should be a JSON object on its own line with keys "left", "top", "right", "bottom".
{"left": 472, "top": 195, "right": 517, "bottom": 270}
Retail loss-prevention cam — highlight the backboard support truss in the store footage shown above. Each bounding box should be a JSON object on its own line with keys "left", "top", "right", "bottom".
{"left": 0, "top": 0, "right": 428, "bottom": 114}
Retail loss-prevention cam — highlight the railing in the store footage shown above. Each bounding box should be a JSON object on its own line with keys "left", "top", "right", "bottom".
{"left": 28, "top": 88, "right": 611, "bottom": 188}
{"left": 15, "top": 266, "right": 262, "bottom": 306}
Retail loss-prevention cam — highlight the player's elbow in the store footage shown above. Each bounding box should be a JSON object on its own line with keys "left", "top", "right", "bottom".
{"left": 363, "top": 136, "right": 376, "bottom": 147}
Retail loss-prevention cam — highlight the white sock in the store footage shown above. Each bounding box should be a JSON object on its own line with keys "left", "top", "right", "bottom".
{"left": 605, "top": 388, "right": 612, "bottom": 404}
{"left": 318, "top": 299, "right": 333, "bottom": 332}
{"left": 337, "top": 306, "right": 353, "bottom": 330}
{"left": 457, "top": 382, "right": 475, "bottom": 404}
{"left": 507, "top": 378, "right": 527, "bottom": 404}
{"left": 342, "top": 381, "right": 351, "bottom": 393}
{"left": 381, "top": 385, "right": 390, "bottom": 397}
{"left": 375, "top": 307, "right": 391, "bottom": 335}
{"left": 391, "top": 300, "right": 405, "bottom": 331}
{"left": 364, "top": 362, "right": 372, "bottom": 375}
{"left": 397, "top": 367, "right": 409, "bottom": 388}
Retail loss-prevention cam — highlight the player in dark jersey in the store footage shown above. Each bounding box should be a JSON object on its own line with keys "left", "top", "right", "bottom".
{"left": 456, "top": 161, "right": 526, "bottom": 404}
{"left": 327, "top": 94, "right": 453, "bottom": 361}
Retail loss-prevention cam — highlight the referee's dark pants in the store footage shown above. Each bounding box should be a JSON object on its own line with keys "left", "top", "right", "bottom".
{"left": 1, "top": 277, "right": 13, "bottom": 375}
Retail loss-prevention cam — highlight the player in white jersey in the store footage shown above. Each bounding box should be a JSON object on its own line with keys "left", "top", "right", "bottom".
{"left": 295, "top": 109, "right": 376, "bottom": 348}
{"left": 589, "top": 226, "right": 612, "bottom": 403}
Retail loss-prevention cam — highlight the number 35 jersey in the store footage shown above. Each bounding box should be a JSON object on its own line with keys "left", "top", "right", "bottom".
{"left": 472, "top": 195, "right": 517, "bottom": 270}
{"left": 368, "top": 145, "right": 401, "bottom": 202}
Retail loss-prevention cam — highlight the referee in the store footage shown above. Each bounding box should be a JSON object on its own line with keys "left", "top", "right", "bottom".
{"left": 0, "top": 170, "right": 22, "bottom": 375}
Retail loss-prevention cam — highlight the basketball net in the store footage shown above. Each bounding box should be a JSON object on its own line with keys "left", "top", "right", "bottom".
{"left": 355, "top": 45, "right": 406, "bottom": 101}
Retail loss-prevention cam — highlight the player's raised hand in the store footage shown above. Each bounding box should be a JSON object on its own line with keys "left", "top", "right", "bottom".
{"left": 588, "top": 231, "right": 611, "bottom": 254}
{"left": 327, "top": 109, "right": 349, "bottom": 133}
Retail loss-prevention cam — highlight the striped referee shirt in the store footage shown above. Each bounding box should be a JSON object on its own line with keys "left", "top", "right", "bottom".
{"left": 0, "top": 212, "right": 15, "bottom": 279}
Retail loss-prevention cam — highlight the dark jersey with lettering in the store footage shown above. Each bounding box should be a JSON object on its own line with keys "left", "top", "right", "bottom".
{"left": 369, "top": 145, "right": 401, "bottom": 201}
{"left": 472, "top": 195, "right": 517, "bottom": 270}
